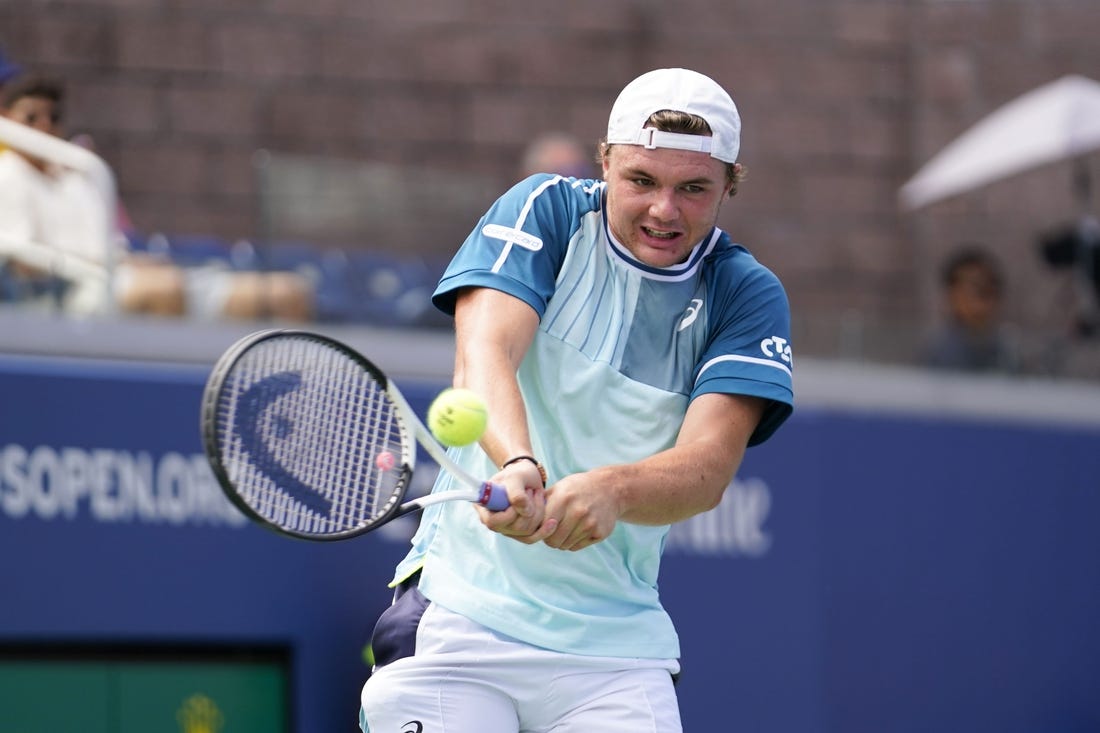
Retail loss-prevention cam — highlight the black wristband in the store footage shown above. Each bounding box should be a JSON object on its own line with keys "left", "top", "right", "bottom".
{"left": 501, "top": 455, "right": 547, "bottom": 487}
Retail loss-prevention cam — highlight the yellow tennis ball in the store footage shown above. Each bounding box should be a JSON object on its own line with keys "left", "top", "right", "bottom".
{"left": 427, "top": 388, "right": 488, "bottom": 447}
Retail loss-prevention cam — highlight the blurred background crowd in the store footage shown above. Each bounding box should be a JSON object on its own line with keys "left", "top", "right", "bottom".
{"left": 1, "top": 0, "right": 1099, "bottom": 380}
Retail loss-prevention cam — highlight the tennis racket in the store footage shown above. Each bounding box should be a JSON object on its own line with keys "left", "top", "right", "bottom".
{"left": 201, "top": 328, "right": 509, "bottom": 540}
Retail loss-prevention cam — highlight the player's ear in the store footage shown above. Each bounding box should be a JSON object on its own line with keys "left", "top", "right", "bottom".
{"left": 726, "top": 162, "right": 743, "bottom": 198}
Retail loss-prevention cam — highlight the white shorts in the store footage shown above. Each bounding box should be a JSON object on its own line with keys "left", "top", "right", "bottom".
{"left": 359, "top": 594, "right": 682, "bottom": 733}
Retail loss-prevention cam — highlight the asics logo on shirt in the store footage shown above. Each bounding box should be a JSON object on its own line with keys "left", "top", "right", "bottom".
{"left": 401, "top": 721, "right": 424, "bottom": 733}
{"left": 760, "top": 336, "right": 793, "bottom": 364}
{"left": 678, "top": 298, "right": 704, "bottom": 331}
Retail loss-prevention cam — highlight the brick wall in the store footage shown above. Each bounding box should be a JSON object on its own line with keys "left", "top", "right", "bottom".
{"left": 2, "top": 0, "right": 1099, "bottom": 375}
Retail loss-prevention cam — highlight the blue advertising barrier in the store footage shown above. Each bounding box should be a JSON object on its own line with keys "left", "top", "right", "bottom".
{"left": 666, "top": 405, "right": 1100, "bottom": 732}
{"left": 1, "top": 352, "right": 1099, "bottom": 732}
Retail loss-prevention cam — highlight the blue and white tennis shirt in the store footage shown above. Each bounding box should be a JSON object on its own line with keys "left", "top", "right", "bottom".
{"left": 392, "top": 173, "right": 794, "bottom": 660}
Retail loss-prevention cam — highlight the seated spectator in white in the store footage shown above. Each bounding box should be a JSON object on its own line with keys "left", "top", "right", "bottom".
{"left": 0, "top": 73, "right": 314, "bottom": 320}
{"left": 922, "top": 245, "right": 1022, "bottom": 374}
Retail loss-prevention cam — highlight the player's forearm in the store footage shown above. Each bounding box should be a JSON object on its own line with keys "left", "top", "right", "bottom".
{"left": 596, "top": 439, "right": 743, "bottom": 525}
{"left": 601, "top": 392, "right": 765, "bottom": 526}
{"left": 452, "top": 287, "right": 541, "bottom": 467}
{"left": 456, "top": 355, "right": 533, "bottom": 467}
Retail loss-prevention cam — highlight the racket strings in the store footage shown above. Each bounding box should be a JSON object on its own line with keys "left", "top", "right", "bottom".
{"left": 214, "top": 336, "right": 409, "bottom": 535}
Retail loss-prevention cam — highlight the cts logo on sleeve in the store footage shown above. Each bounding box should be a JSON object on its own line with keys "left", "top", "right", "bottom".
{"left": 760, "top": 335, "right": 792, "bottom": 364}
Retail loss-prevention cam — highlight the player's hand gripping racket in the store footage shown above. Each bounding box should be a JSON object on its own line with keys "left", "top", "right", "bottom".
{"left": 201, "top": 329, "right": 509, "bottom": 540}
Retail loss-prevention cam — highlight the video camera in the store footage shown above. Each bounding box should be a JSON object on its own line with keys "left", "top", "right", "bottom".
{"left": 1039, "top": 216, "right": 1100, "bottom": 335}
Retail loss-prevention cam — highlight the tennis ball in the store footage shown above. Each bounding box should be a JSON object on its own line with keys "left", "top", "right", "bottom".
{"left": 428, "top": 388, "right": 488, "bottom": 447}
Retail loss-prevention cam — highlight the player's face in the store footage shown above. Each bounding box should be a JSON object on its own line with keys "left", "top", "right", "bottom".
{"left": 602, "top": 143, "right": 732, "bottom": 268}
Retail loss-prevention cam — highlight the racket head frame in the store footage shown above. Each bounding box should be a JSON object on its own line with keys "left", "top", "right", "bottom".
{"left": 201, "top": 328, "right": 416, "bottom": 541}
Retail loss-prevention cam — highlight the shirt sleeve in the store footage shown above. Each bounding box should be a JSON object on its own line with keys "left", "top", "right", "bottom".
{"left": 432, "top": 175, "right": 598, "bottom": 317}
{"left": 693, "top": 254, "right": 794, "bottom": 446}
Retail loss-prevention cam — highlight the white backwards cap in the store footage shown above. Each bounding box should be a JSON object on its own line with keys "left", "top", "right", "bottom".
{"left": 606, "top": 68, "right": 741, "bottom": 163}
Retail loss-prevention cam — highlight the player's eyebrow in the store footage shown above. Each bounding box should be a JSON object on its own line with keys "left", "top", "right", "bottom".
{"left": 622, "top": 165, "right": 720, "bottom": 188}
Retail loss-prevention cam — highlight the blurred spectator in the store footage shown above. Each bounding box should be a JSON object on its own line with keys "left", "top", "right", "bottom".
{"left": 922, "top": 245, "right": 1022, "bottom": 374}
{"left": 519, "top": 131, "right": 596, "bottom": 179}
{"left": 0, "top": 72, "right": 90, "bottom": 307}
{"left": 0, "top": 73, "right": 314, "bottom": 320}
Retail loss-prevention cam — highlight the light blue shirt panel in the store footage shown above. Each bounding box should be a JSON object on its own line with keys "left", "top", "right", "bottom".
{"left": 520, "top": 334, "right": 690, "bottom": 477}
{"left": 415, "top": 461, "right": 679, "bottom": 657}
{"left": 540, "top": 218, "right": 710, "bottom": 394}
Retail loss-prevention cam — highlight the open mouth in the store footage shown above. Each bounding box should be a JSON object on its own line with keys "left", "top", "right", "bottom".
{"left": 642, "top": 226, "right": 680, "bottom": 241}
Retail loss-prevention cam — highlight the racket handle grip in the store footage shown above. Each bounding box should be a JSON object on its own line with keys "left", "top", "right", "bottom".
{"left": 478, "top": 481, "right": 510, "bottom": 511}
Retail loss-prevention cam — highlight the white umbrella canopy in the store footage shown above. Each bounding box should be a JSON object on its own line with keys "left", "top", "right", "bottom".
{"left": 899, "top": 74, "right": 1100, "bottom": 210}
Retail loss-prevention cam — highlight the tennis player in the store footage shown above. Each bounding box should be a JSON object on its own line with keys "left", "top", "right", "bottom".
{"left": 360, "top": 67, "right": 794, "bottom": 732}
